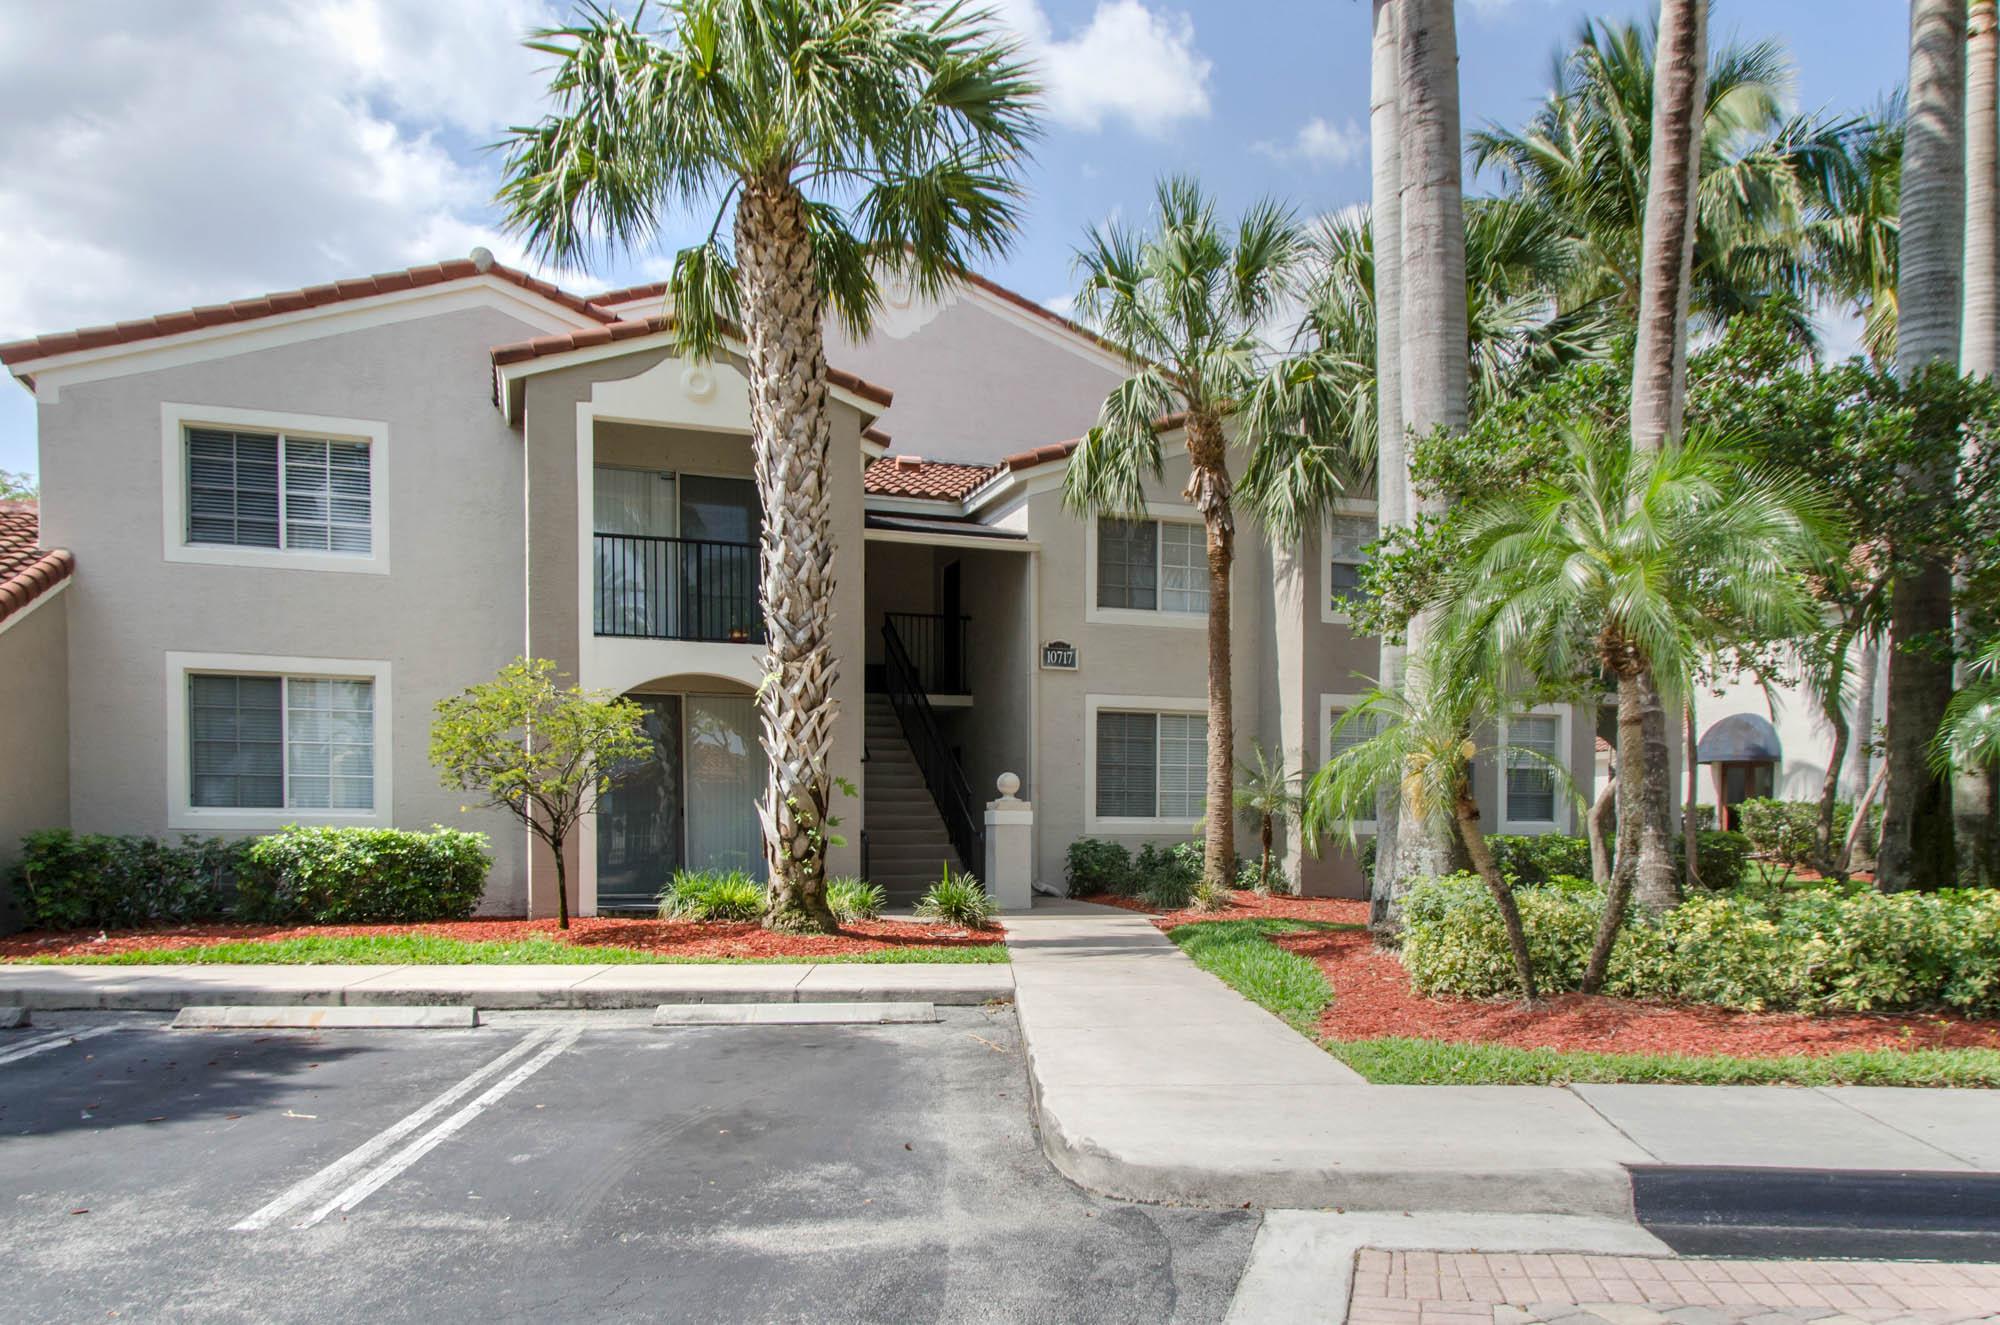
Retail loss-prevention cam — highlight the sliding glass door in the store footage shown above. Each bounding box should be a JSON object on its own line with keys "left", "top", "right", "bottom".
{"left": 596, "top": 691, "right": 768, "bottom": 911}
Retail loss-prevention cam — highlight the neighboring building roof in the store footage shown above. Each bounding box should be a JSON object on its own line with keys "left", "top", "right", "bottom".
{"left": 863, "top": 455, "right": 997, "bottom": 501}
{"left": 488, "top": 315, "right": 895, "bottom": 408}
{"left": 1696, "top": 713, "right": 1784, "bottom": 765}
{"left": 0, "top": 502, "right": 74, "bottom": 628}
{"left": 0, "top": 253, "right": 613, "bottom": 371}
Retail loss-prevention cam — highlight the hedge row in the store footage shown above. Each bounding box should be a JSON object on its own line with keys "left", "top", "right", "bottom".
{"left": 1402, "top": 874, "right": 2000, "bottom": 1016}
{"left": 10, "top": 826, "right": 490, "bottom": 930}
{"left": 1065, "top": 838, "right": 1279, "bottom": 906}
{"left": 1363, "top": 830, "right": 1754, "bottom": 892}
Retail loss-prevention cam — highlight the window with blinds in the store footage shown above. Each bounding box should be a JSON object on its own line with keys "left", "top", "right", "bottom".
{"left": 189, "top": 673, "right": 374, "bottom": 810}
{"left": 1096, "top": 709, "right": 1207, "bottom": 819}
{"left": 186, "top": 427, "right": 371, "bottom": 555}
{"left": 1327, "top": 512, "right": 1377, "bottom": 611}
{"left": 1097, "top": 517, "right": 1207, "bottom": 614}
{"left": 1506, "top": 714, "right": 1561, "bottom": 823}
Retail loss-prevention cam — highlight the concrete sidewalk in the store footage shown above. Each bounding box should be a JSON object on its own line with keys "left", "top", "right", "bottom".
{"left": 1002, "top": 900, "right": 2000, "bottom": 1218}
{"left": 0, "top": 960, "right": 1013, "bottom": 1010}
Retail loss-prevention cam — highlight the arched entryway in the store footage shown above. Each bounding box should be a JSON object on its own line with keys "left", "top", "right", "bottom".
{"left": 1696, "top": 712, "right": 1783, "bottom": 832}
{"left": 595, "top": 675, "right": 767, "bottom": 913}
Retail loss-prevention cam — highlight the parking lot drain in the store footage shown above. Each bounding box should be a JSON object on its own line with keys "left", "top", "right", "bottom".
{"left": 171, "top": 1005, "right": 478, "bottom": 1030}
{"left": 651, "top": 1002, "right": 941, "bottom": 1026}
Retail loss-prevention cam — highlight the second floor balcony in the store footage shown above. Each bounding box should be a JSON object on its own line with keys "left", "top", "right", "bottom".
{"left": 594, "top": 533, "right": 764, "bottom": 644}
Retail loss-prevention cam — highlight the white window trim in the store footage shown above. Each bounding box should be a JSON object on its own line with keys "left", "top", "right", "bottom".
{"left": 1083, "top": 693, "right": 1208, "bottom": 834}
{"left": 1084, "top": 502, "right": 1209, "bottom": 629}
{"left": 161, "top": 403, "right": 390, "bottom": 575}
{"left": 165, "top": 651, "right": 394, "bottom": 830}
{"left": 1319, "top": 692, "right": 1379, "bottom": 834}
{"left": 1321, "top": 497, "right": 1380, "bottom": 626}
{"left": 1498, "top": 704, "right": 1572, "bottom": 834}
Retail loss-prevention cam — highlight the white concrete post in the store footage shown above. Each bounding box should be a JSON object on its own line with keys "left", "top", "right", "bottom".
{"left": 984, "top": 772, "right": 1034, "bottom": 912}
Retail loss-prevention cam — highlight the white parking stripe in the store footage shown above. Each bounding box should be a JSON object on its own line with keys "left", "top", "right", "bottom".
{"left": 0, "top": 1026, "right": 119, "bottom": 1066}
{"left": 294, "top": 1025, "right": 583, "bottom": 1228}
{"left": 232, "top": 1027, "right": 559, "bottom": 1231}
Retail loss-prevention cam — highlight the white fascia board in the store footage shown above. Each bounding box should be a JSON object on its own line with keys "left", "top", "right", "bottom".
{"left": 496, "top": 331, "right": 888, "bottom": 424}
{"left": 16, "top": 277, "right": 602, "bottom": 405}
{"left": 863, "top": 528, "right": 1038, "bottom": 552}
{"left": 864, "top": 494, "right": 971, "bottom": 517}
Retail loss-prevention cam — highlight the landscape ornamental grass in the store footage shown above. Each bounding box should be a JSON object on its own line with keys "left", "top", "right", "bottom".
{"left": 914, "top": 866, "right": 995, "bottom": 926}
{"left": 1400, "top": 873, "right": 2000, "bottom": 1015}
{"left": 658, "top": 869, "right": 766, "bottom": 922}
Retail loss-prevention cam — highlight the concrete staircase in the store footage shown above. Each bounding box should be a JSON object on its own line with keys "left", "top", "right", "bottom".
{"left": 864, "top": 693, "right": 961, "bottom": 905}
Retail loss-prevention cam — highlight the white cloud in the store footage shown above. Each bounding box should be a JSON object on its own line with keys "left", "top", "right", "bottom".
{"left": 1256, "top": 116, "right": 1367, "bottom": 167}
{"left": 0, "top": 0, "right": 574, "bottom": 341}
{"left": 995, "top": 0, "right": 1212, "bottom": 135}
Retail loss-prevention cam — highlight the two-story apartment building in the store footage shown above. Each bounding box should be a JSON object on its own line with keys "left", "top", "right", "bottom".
{"left": 0, "top": 250, "right": 1593, "bottom": 916}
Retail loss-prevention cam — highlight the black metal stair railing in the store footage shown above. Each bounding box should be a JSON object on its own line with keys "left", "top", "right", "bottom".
{"left": 880, "top": 618, "right": 983, "bottom": 877}
{"left": 884, "top": 611, "right": 971, "bottom": 694}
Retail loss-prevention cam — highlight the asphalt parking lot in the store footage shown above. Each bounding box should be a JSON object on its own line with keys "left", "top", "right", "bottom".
{"left": 0, "top": 1007, "right": 1258, "bottom": 1324}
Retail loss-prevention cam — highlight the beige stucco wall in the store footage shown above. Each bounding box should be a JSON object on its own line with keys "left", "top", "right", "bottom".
{"left": 520, "top": 349, "right": 870, "bottom": 916}
{"left": 35, "top": 306, "right": 540, "bottom": 912}
{"left": 826, "top": 292, "right": 1125, "bottom": 464}
{"left": 0, "top": 591, "right": 71, "bottom": 923}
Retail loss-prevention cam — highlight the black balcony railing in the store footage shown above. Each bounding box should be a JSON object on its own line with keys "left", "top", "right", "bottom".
{"left": 594, "top": 533, "right": 764, "bottom": 644}
{"left": 885, "top": 612, "right": 970, "bottom": 694}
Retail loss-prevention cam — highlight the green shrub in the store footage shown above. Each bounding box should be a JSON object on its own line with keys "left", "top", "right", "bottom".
{"left": 827, "top": 876, "right": 886, "bottom": 923}
{"left": 10, "top": 830, "right": 249, "bottom": 930}
{"left": 1064, "top": 839, "right": 1133, "bottom": 896}
{"left": 1400, "top": 875, "right": 2000, "bottom": 1015}
{"left": 1133, "top": 843, "right": 1199, "bottom": 909}
{"left": 237, "top": 826, "right": 490, "bottom": 924}
{"left": 1487, "top": 834, "right": 1593, "bottom": 886}
{"left": 658, "top": 869, "right": 766, "bottom": 922}
{"left": 915, "top": 865, "right": 994, "bottom": 926}
{"left": 1734, "top": 799, "right": 1852, "bottom": 866}
{"left": 1236, "top": 855, "right": 1288, "bottom": 895}
{"left": 1678, "top": 829, "right": 1753, "bottom": 891}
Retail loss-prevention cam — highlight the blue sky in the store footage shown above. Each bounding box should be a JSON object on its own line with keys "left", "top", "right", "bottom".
{"left": 0, "top": 0, "right": 1914, "bottom": 481}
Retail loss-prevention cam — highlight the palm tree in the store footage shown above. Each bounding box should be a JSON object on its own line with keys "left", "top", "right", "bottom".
{"left": 1304, "top": 649, "right": 1545, "bottom": 1004}
{"left": 1442, "top": 423, "right": 1832, "bottom": 990}
{"left": 1064, "top": 176, "right": 1324, "bottom": 892}
{"left": 1471, "top": 17, "right": 1851, "bottom": 336}
{"left": 1392, "top": 0, "right": 1471, "bottom": 908}
{"left": 1233, "top": 743, "right": 1303, "bottom": 895}
{"left": 1881, "top": 0, "right": 1966, "bottom": 894}
{"left": 1369, "top": 0, "right": 1408, "bottom": 909}
{"left": 1933, "top": 633, "right": 2000, "bottom": 771}
{"left": 1961, "top": 0, "right": 2000, "bottom": 884}
{"left": 496, "top": 0, "right": 1037, "bottom": 933}
{"left": 1803, "top": 101, "right": 1903, "bottom": 366}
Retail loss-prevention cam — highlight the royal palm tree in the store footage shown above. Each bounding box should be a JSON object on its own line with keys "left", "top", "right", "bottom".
{"left": 1390, "top": 0, "right": 1471, "bottom": 911}
{"left": 1368, "top": 0, "right": 1408, "bottom": 903}
{"left": 1804, "top": 101, "right": 1903, "bottom": 366}
{"left": 1304, "top": 648, "right": 1546, "bottom": 1004}
{"left": 496, "top": 0, "right": 1037, "bottom": 933}
{"left": 1064, "top": 176, "right": 1325, "bottom": 892}
{"left": 1471, "top": 17, "right": 1851, "bottom": 336}
{"left": 1233, "top": 743, "right": 1304, "bottom": 895}
{"left": 1881, "top": 0, "right": 1966, "bottom": 894}
{"left": 1961, "top": 0, "right": 1999, "bottom": 884}
{"left": 1442, "top": 423, "right": 1832, "bottom": 990}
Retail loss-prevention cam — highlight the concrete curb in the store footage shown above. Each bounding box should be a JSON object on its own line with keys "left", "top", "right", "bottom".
{"left": 651, "top": 1002, "right": 942, "bottom": 1026}
{"left": 169, "top": 1005, "right": 479, "bottom": 1029}
{"left": 0, "top": 1006, "right": 28, "bottom": 1029}
{"left": 0, "top": 964, "right": 1013, "bottom": 1011}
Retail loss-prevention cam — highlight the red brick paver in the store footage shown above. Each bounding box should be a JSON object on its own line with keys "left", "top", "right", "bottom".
{"left": 1344, "top": 1250, "right": 2000, "bottom": 1324}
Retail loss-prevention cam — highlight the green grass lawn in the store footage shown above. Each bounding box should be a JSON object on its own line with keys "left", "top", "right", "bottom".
{"left": 1165, "top": 918, "right": 1999, "bottom": 1088}
{"left": 23, "top": 934, "right": 1009, "bottom": 966}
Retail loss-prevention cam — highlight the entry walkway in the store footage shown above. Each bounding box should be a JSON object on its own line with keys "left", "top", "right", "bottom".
{"left": 1002, "top": 899, "right": 2000, "bottom": 1217}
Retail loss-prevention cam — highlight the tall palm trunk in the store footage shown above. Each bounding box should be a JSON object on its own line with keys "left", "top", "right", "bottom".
{"left": 1387, "top": 0, "right": 1468, "bottom": 916}
{"left": 1369, "top": 0, "right": 1407, "bottom": 925}
{"left": 1586, "top": 664, "right": 1656, "bottom": 992}
{"left": 1185, "top": 409, "right": 1236, "bottom": 890}
{"left": 738, "top": 175, "right": 840, "bottom": 934}
{"left": 1623, "top": 0, "right": 1706, "bottom": 912}
{"left": 1882, "top": 0, "right": 1967, "bottom": 894}
{"left": 1683, "top": 699, "right": 1701, "bottom": 889}
{"left": 1959, "top": 0, "right": 1999, "bottom": 884}
{"left": 1453, "top": 775, "right": 1537, "bottom": 1004}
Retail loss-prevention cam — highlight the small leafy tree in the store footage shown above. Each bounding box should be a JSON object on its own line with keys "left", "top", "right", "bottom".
{"left": 1232, "top": 743, "right": 1302, "bottom": 895}
{"left": 429, "top": 658, "right": 649, "bottom": 930}
{"left": 0, "top": 470, "right": 36, "bottom": 501}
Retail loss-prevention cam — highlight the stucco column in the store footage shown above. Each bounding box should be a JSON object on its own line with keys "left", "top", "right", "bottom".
{"left": 984, "top": 772, "right": 1033, "bottom": 911}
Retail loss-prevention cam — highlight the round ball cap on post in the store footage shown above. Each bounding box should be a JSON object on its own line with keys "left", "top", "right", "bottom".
{"left": 996, "top": 772, "right": 1021, "bottom": 799}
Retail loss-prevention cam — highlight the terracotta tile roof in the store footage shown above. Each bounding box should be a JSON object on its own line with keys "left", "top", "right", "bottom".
{"left": 0, "top": 502, "right": 73, "bottom": 627}
{"left": 863, "top": 455, "right": 998, "bottom": 501}
{"left": 489, "top": 315, "right": 895, "bottom": 407}
{"left": 994, "top": 411, "right": 1189, "bottom": 475}
{"left": 0, "top": 253, "right": 614, "bottom": 370}
{"left": 862, "top": 426, "right": 892, "bottom": 448}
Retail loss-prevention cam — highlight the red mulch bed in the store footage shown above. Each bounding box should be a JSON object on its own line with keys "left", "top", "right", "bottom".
{"left": 1083, "top": 890, "right": 2000, "bottom": 1057}
{"left": 0, "top": 916, "right": 1002, "bottom": 962}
